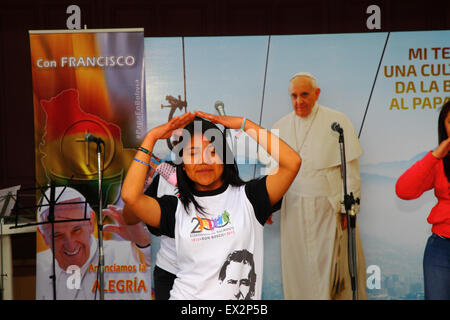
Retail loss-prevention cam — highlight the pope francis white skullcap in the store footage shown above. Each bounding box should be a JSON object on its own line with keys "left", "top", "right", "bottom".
{"left": 290, "top": 72, "right": 317, "bottom": 81}
{"left": 37, "top": 186, "right": 88, "bottom": 223}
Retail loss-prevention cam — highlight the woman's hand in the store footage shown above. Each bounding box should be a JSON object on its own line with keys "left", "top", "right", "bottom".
{"left": 194, "top": 110, "right": 245, "bottom": 130}
{"left": 432, "top": 137, "right": 450, "bottom": 159}
{"left": 147, "top": 112, "right": 196, "bottom": 141}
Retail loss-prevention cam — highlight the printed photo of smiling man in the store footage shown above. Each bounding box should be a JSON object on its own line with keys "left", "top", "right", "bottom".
{"left": 36, "top": 186, "right": 152, "bottom": 300}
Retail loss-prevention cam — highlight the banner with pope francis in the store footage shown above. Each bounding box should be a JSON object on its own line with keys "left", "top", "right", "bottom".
{"left": 29, "top": 29, "right": 151, "bottom": 300}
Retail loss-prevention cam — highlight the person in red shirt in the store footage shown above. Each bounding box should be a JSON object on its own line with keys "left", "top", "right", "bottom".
{"left": 396, "top": 100, "right": 450, "bottom": 300}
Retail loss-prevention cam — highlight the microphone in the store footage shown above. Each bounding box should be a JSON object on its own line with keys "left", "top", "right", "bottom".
{"left": 331, "top": 122, "right": 343, "bottom": 134}
{"left": 85, "top": 133, "right": 105, "bottom": 145}
{"left": 214, "top": 100, "right": 225, "bottom": 116}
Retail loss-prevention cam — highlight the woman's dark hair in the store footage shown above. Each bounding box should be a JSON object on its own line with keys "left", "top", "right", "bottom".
{"left": 438, "top": 100, "right": 450, "bottom": 182}
{"left": 174, "top": 116, "right": 245, "bottom": 214}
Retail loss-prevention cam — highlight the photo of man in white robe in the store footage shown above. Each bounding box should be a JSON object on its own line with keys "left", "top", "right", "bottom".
{"left": 260, "top": 72, "right": 367, "bottom": 299}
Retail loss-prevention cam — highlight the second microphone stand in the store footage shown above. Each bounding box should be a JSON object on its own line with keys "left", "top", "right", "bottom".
{"left": 336, "top": 126, "right": 360, "bottom": 300}
{"left": 90, "top": 140, "right": 105, "bottom": 300}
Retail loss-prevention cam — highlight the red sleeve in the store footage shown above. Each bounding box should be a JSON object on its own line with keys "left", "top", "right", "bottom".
{"left": 395, "top": 151, "right": 439, "bottom": 200}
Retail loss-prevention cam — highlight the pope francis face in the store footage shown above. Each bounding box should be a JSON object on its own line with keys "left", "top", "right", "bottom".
{"left": 289, "top": 75, "right": 321, "bottom": 118}
{"left": 41, "top": 199, "right": 95, "bottom": 271}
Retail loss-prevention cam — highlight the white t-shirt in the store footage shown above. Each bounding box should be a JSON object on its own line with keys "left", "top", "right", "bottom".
{"left": 156, "top": 176, "right": 275, "bottom": 300}
{"left": 144, "top": 174, "right": 179, "bottom": 275}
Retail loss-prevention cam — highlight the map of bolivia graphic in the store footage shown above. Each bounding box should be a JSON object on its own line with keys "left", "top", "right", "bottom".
{"left": 39, "top": 88, "right": 135, "bottom": 210}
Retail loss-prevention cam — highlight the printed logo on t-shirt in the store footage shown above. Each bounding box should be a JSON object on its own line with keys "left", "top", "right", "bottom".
{"left": 190, "top": 210, "right": 235, "bottom": 242}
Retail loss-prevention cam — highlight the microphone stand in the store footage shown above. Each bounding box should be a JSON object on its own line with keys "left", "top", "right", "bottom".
{"left": 214, "top": 104, "right": 235, "bottom": 155}
{"left": 336, "top": 127, "right": 360, "bottom": 300}
{"left": 91, "top": 140, "right": 105, "bottom": 300}
{"left": 47, "top": 183, "right": 57, "bottom": 300}
{"left": 225, "top": 128, "right": 235, "bottom": 156}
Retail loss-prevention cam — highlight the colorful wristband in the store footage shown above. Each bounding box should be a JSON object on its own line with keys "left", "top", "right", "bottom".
{"left": 151, "top": 153, "right": 161, "bottom": 163}
{"left": 137, "top": 147, "right": 162, "bottom": 164}
{"left": 136, "top": 146, "right": 151, "bottom": 155}
{"left": 133, "top": 157, "right": 151, "bottom": 167}
{"left": 136, "top": 242, "right": 151, "bottom": 249}
{"left": 240, "top": 117, "right": 247, "bottom": 131}
{"left": 150, "top": 157, "right": 161, "bottom": 165}
{"left": 235, "top": 117, "right": 246, "bottom": 139}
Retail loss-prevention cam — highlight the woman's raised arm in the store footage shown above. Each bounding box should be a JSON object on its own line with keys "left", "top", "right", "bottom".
{"left": 121, "top": 112, "right": 195, "bottom": 227}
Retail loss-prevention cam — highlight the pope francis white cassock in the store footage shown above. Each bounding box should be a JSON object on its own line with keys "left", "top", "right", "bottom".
{"left": 260, "top": 73, "right": 367, "bottom": 300}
